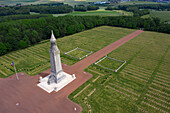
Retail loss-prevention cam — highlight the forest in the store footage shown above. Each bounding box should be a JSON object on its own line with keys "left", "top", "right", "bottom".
{"left": 0, "top": 15, "right": 170, "bottom": 56}
{"left": 0, "top": 3, "right": 73, "bottom": 16}
{"left": 74, "top": 5, "right": 99, "bottom": 11}
{"left": 0, "top": 14, "right": 52, "bottom": 22}
{"left": 117, "top": 4, "right": 170, "bottom": 11}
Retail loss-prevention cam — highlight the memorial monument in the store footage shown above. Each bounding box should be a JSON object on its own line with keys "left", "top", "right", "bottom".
{"left": 37, "top": 31, "right": 76, "bottom": 93}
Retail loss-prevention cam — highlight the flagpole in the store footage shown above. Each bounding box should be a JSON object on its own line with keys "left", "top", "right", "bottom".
{"left": 14, "top": 64, "right": 19, "bottom": 80}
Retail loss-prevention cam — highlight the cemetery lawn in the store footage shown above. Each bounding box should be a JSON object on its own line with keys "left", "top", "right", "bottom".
{"left": 0, "top": 26, "right": 135, "bottom": 77}
{"left": 1, "top": 25, "right": 169, "bottom": 113}
{"left": 69, "top": 31, "right": 170, "bottom": 113}
{"left": 96, "top": 57, "right": 124, "bottom": 71}
{"left": 66, "top": 48, "right": 92, "bottom": 59}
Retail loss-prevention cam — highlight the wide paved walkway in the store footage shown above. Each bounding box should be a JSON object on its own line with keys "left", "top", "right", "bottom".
{"left": 0, "top": 30, "right": 143, "bottom": 113}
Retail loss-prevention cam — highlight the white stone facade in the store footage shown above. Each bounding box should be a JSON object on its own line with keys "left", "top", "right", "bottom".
{"left": 37, "top": 31, "right": 76, "bottom": 93}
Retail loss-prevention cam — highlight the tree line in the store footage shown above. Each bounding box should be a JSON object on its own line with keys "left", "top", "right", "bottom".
{"left": 0, "top": 4, "right": 73, "bottom": 16}
{"left": 0, "top": 15, "right": 170, "bottom": 55}
{"left": 74, "top": 5, "right": 99, "bottom": 11}
{"left": 0, "top": 3, "right": 101, "bottom": 16}
{"left": 0, "top": 14, "right": 52, "bottom": 23}
{"left": 118, "top": 4, "right": 170, "bottom": 11}
{"left": 106, "top": 6, "right": 149, "bottom": 17}
{"left": 106, "top": 4, "right": 170, "bottom": 17}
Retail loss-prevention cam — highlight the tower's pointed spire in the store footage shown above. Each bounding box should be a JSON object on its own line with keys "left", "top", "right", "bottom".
{"left": 50, "top": 30, "right": 56, "bottom": 43}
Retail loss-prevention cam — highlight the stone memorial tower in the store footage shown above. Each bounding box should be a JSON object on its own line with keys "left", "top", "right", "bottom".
{"left": 47, "top": 31, "right": 66, "bottom": 85}
{"left": 37, "top": 31, "right": 76, "bottom": 93}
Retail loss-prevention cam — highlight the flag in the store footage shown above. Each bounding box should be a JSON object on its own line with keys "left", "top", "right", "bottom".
{"left": 10, "top": 62, "right": 19, "bottom": 80}
{"left": 11, "top": 62, "right": 14, "bottom": 67}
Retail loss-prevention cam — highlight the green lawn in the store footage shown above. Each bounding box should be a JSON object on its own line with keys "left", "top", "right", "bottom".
{"left": 0, "top": 26, "right": 135, "bottom": 77}
{"left": 66, "top": 48, "right": 92, "bottom": 59}
{"left": 96, "top": 57, "right": 124, "bottom": 71}
{"left": 69, "top": 31, "right": 170, "bottom": 113}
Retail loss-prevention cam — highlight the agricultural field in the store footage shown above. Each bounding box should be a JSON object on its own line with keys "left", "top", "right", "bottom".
{"left": 69, "top": 31, "right": 170, "bottom": 113}
{"left": 65, "top": 0, "right": 108, "bottom": 2}
{"left": 0, "top": 26, "right": 135, "bottom": 78}
{"left": 150, "top": 11, "right": 170, "bottom": 23}
{"left": 142, "top": 11, "right": 170, "bottom": 23}
{"left": 53, "top": 9, "right": 133, "bottom": 17}
{"left": 69, "top": 10, "right": 132, "bottom": 16}
{"left": 0, "top": 0, "right": 42, "bottom": 5}
{"left": 0, "top": 0, "right": 108, "bottom": 5}
{"left": 68, "top": 10, "right": 121, "bottom": 16}
{"left": 0, "top": 0, "right": 65, "bottom": 5}
{"left": 118, "top": 1, "right": 161, "bottom": 5}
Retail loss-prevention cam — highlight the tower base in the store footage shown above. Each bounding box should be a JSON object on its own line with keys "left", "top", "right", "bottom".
{"left": 37, "top": 72, "right": 76, "bottom": 93}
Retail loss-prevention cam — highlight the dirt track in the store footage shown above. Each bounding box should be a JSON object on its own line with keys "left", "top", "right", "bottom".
{"left": 0, "top": 30, "right": 143, "bottom": 113}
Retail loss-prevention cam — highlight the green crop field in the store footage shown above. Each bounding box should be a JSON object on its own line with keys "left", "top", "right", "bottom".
{"left": 69, "top": 10, "right": 121, "bottom": 16}
{"left": 142, "top": 11, "right": 170, "bottom": 23}
{"left": 118, "top": 1, "right": 161, "bottom": 5}
{"left": 0, "top": 0, "right": 107, "bottom": 5}
{"left": 0, "top": 0, "right": 65, "bottom": 5}
{"left": 0, "top": 0, "right": 38, "bottom": 2}
{"left": 150, "top": 11, "right": 170, "bottom": 23}
{"left": 0, "top": 0, "right": 41, "bottom": 5}
{"left": 69, "top": 31, "right": 170, "bottom": 113}
{"left": 53, "top": 9, "right": 133, "bottom": 17}
{"left": 0, "top": 26, "right": 135, "bottom": 77}
{"left": 66, "top": 0, "right": 108, "bottom": 2}
{"left": 69, "top": 10, "right": 133, "bottom": 16}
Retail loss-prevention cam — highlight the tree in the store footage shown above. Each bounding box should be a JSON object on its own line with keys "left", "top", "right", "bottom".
{"left": 0, "top": 42, "right": 7, "bottom": 55}
{"left": 8, "top": 28, "right": 21, "bottom": 40}
{"left": 54, "top": 29, "right": 60, "bottom": 37}
{"left": 19, "top": 40, "right": 27, "bottom": 48}
{"left": 67, "top": 25, "right": 75, "bottom": 35}
{"left": 0, "top": 15, "right": 169, "bottom": 56}
{"left": 45, "top": 25, "right": 54, "bottom": 39}
{"left": 30, "top": 30, "right": 39, "bottom": 44}
{"left": 59, "top": 27, "right": 67, "bottom": 37}
{"left": 6, "top": 36, "right": 19, "bottom": 50}
{"left": 4, "top": 43, "right": 12, "bottom": 51}
{"left": 23, "top": 35, "right": 31, "bottom": 46}
{"left": 84, "top": 22, "right": 94, "bottom": 29}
